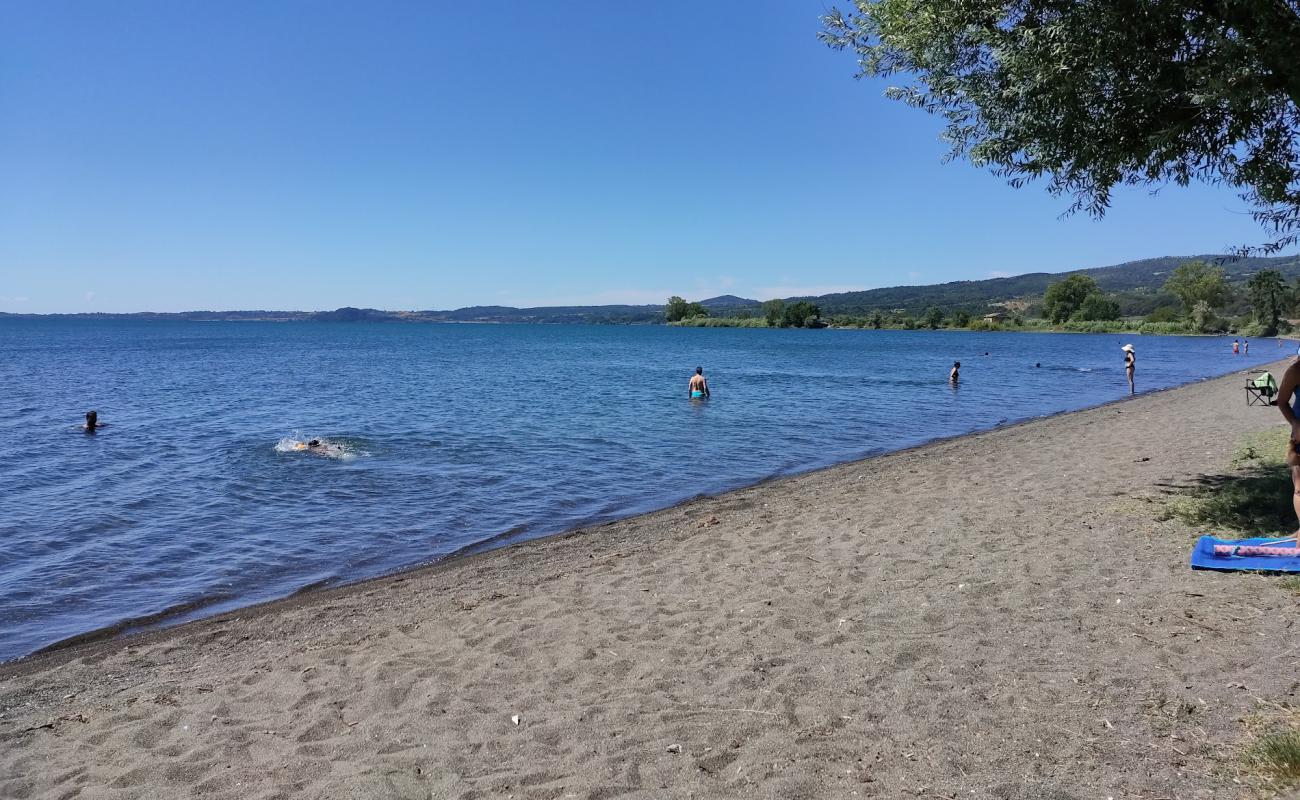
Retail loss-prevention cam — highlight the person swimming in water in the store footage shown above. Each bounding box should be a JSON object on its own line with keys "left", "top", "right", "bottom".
{"left": 949, "top": 361, "right": 960, "bottom": 383}
{"left": 84, "top": 410, "right": 98, "bottom": 433}
{"left": 688, "top": 367, "right": 710, "bottom": 399}
{"left": 294, "top": 438, "right": 339, "bottom": 456}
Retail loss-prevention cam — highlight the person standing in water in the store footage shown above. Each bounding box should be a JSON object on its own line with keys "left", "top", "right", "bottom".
{"left": 1122, "top": 344, "right": 1135, "bottom": 394}
{"left": 1233, "top": 339, "right": 1240, "bottom": 354}
{"left": 949, "top": 361, "right": 960, "bottom": 383}
{"left": 1273, "top": 348, "right": 1300, "bottom": 542}
{"left": 1244, "top": 338, "right": 1250, "bottom": 355}
{"left": 688, "top": 367, "right": 710, "bottom": 399}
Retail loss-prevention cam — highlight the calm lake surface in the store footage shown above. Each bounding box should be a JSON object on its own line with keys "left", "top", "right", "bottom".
{"left": 0, "top": 320, "right": 1281, "bottom": 660}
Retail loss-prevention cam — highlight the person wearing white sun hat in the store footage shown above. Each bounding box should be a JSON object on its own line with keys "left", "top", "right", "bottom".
{"left": 1121, "top": 344, "right": 1135, "bottom": 395}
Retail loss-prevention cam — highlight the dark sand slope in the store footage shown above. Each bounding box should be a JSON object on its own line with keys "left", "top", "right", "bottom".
{"left": 3, "top": 363, "right": 1298, "bottom": 799}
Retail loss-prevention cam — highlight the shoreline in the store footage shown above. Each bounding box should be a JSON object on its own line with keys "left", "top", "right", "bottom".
{"left": 10, "top": 357, "right": 1283, "bottom": 668}
{"left": 4, "top": 359, "right": 1297, "bottom": 798}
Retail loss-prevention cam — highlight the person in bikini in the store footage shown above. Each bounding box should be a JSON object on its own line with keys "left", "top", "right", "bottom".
{"left": 1275, "top": 352, "right": 1300, "bottom": 541}
{"left": 688, "top": 367, "right": 710, "bottom": 399}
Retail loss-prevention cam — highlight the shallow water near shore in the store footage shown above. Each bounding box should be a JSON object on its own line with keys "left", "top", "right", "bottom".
{"left": 0, "top": 319, "right": 1282, "bottom": 660}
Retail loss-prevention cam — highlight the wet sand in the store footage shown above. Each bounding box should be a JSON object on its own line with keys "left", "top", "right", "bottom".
{"left": 3, "top": 361, "right": 1297, "bottom": 799}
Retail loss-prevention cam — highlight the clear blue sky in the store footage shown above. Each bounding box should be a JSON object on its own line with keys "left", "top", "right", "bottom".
{"left": 1, "top": 1, "right": 1288, "bottom": 313}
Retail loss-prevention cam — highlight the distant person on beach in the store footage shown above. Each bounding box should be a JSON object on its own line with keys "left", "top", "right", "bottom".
{"left": 949, "top": 361, "right": 960, "bottom": 383}
{"left": 1122, "top": 344, "right": 1135, "bottom": 394}
{"left": 1233, "top": 339, "right": 1240, "bottom": 354}
{"left": 1274, "top": 351, "right": 1300, "bottom": 540}
{"left": 688, "top": 367, "right": 710, "bottom": 399}
{"left": 83, "top": 410, "right": 98, "bottom": 433}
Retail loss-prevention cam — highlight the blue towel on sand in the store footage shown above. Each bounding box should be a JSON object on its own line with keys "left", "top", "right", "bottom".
{"left": 1190, "top": 536, "right": 1300, "bottom": 572}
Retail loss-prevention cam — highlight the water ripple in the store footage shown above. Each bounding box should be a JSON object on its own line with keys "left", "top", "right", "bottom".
{"left": 0, "top": 319, "right": 1280, "bottom": 660}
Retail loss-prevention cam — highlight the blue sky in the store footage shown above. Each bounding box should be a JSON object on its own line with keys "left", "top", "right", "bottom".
{"left": 0, "top": 1, "right": 1287, "bottom": 313}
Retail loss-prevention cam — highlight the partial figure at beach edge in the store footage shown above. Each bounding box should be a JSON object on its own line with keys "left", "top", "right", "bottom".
{"left": 688, "top": 367, "right": 710, "bottom": 400}
{"left": 1122, "top": 344, "right": 1135, "bottom": 395}
{"left": 1275, "top": 347, "right": 1300, "bottom": 542}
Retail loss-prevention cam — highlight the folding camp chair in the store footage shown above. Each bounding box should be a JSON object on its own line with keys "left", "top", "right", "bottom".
{"left": 1246, "top": 372, "right": 1278, "bottom": 406}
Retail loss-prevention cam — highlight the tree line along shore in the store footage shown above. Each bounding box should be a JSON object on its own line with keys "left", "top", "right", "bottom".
{"left": 668, "top": 259, "right": 1300, "bottom": 336}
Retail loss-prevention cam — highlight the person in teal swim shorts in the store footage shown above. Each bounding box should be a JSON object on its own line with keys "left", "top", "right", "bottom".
{"left": 688, "top": 366, "right": 710, "bottom": 399}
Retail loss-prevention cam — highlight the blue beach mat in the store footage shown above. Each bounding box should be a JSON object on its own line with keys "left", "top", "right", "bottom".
{"left": 1190, "top": 536, "right": 1300, "bottom": 572}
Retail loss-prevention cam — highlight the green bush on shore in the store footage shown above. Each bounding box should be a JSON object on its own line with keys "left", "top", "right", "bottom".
{"left": 669, "top": 317, "right": 769, "bottom": 327}
{"left": 683, "top": 313, "right": 1202, "bottom": 334}
{"left": 1136, "top": 321, "right": 1192, "bottom": 335}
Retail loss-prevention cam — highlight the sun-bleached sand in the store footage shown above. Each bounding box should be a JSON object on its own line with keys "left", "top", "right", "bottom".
{"left": 3, "top": 362, "right": 1298, "bottom": 799}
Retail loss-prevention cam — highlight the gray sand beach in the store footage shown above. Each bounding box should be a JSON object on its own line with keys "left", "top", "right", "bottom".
{"left": 3, "top": 361, "right": 1298, "bottom": 799}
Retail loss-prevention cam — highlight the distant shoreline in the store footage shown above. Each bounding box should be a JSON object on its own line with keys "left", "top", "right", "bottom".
{"left": 0, "top": 312, "right": 1272, "bottom": 338}
{"left": 4, "top": 251, "right": 1297, "bottom": 326}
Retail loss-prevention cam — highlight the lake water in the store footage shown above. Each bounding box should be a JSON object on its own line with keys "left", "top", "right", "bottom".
{"left": 0, "top": 320, "right": 1281, "bottom": 661}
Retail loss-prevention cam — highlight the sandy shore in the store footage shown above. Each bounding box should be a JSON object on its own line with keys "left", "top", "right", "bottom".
{"left": 4, "top": 362, "right": 1298, "bottom": 799}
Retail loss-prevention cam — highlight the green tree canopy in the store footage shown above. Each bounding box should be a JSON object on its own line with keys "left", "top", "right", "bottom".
{"left": 1074, "top": 293, "right": 1122, "bottom": 322}
{"left": 1145, "top": 306, "right": 1182, "bottom": 324}
{"left": 781, "top": 301, "right": 822, "bottom": 328}
{"left": 762, "top": 299, "right": 786, "bottom": 327}
{"left": 1247, "top": 269, "right": 1288, "bottom": 333}
{"left": 923, "top": 305, "right": 944, "bottom": 328}
{"left": 1191, "top": 300, "right": 1217, "bottom": 333}
{"left": 1042, "top": 274, "right": 1100, "bottom": 323}
{"left": 821, "top": 1, "right": 1300, "bottom": 253}
{"left": 1162, "top": 261, "right": 1231, "bottom": 315}
{"left": 664, "top": 296, "right": 709, "bottom": 322}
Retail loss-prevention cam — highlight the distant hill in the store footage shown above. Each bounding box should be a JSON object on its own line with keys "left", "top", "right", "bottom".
{"left": 3, "top": 254, "right": 1296, "bottom": 323}
{"left": 799, "top": 254, "right": 1300, "bottom": 317}
{"left": 428, "top": 304, "right": 664, "bottom": 324}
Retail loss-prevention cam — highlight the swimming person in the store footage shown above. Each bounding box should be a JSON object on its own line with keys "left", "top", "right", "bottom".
{"left": 1122, "top": 344, "right": 1135, "bottom": 394}
{"left": 949, "top": 361, "right": 960, "bottom": 383}
{"left": 1274, "top": 350, "right": 1300, "bottom": 541}
{"left": 688, "top": 367, "right": 710, "bottom": 399}
{"left": 84, "top": 410, "right": 98, "bottom": 433}
{"left": 298, "top": 438, "right": 346, "bottom": 458}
